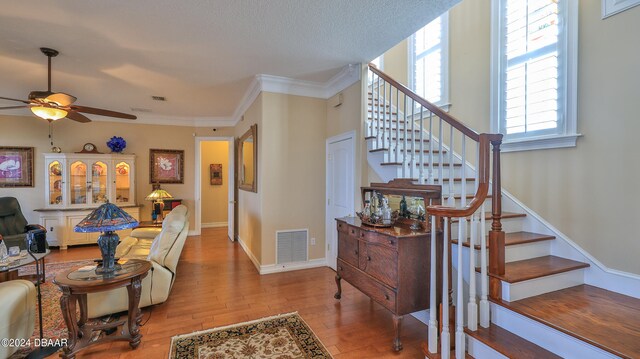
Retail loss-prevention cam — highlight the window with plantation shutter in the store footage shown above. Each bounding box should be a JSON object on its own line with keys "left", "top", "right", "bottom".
{"left": 491, "top": 0, "right": 579, "bottom": 151}
{"left": 410, "top": 13, "right": 449, "bottom": 107}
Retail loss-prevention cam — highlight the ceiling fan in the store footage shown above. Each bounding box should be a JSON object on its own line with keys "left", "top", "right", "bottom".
{"left": 0, "top": 47, "right": 136, "bottom": 123}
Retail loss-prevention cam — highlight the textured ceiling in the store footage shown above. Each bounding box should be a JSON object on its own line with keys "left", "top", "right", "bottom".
{"left": 0, "top": 0, "right": 458, "bottom": 123}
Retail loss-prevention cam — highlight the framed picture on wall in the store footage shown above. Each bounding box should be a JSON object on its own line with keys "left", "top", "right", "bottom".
{"left": 0, "top": 147, "right": 34, "bottom": 187}
{"left": 149, "top": 149, "right": 184, "bottom": 184}
{"left": 210, "top": 164, "right": 222, "bottom": 185}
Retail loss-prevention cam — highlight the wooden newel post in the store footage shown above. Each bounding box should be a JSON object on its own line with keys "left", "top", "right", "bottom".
{"left": 488, "top": 139, "right": 505, "bottom": 301}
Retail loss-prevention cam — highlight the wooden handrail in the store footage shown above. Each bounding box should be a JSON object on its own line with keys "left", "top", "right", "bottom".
{"left": 369, "top": 64, "right": 502, "bottom": 143}
{"left": 425, "top": 135, "right": 494, "bottom": 217}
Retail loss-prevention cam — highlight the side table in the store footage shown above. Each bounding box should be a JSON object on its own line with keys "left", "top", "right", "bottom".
{"left": 53, "top": 259, "right": 151, "bottom": 359}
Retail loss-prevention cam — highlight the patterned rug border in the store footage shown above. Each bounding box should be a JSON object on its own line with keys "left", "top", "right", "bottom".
{"left": 168, "top": 311, "right": 332, "bottom": 358}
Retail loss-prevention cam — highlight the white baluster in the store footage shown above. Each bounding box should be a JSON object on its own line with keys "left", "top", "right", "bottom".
{"left": 381, "top": 80, "right": 387, "bottom": 150}
{"left": 419, "top": 107, "right": 425, "bottom": 184}
{"left": 376, "top": 76, "right": 381, "bottom": 149}
{"left": 480, "top": 202, "right": 490, "bottom": 328}
{"left": 428, "top": 111, "right": 434, "bottom": 185}
{"left": 439, "top": 118, "right": 444, "bottom": 186}
{"left": 395, "top": 88, "right": 400, "bottom": 163}
{"left": 458, "top": 136, "right": 467, "bottom": 251}
{"left": 410, "top": 100, "right": 416, "bottom": 180}
{"left": 456, "top": 213, "right": 466, "bottom": 359}
{"left": 428, "top": 215, "right": 438, "bottom": 353}
{"left": 468, "top": 210, "right": 478, "bottom": 332}
{"left": 402, "top": 95, "right": 408, "bottom": 178}
{"left": 441, "top": 217, "right": 450, "bottom": 359}
{"left": 446, "top": 126, "right": 455, "bottom": 207}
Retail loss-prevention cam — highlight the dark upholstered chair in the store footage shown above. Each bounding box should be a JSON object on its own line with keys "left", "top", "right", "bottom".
{"left": 0, "top": 197, "right": 46, "bottom": 250}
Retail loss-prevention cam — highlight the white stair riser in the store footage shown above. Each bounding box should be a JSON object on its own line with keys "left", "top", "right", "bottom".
{"left": 454, "top": 240, "right": 551, "bottom": 264}
{"left": 466, "top": 336, "right": 509, "bottom": 359}
{"left": 490, "top": 303, "right": 619, "bottom": 359}
{"left": 451, "top": 218, "right": 523, "bottom": 239}
{"left": 501, "top": 269, "right": 585, "bottom": 302}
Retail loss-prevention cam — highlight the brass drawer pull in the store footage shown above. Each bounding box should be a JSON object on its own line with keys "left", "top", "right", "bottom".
{"left": 354, "top": 250, "right": 358, "bottom": 255}
{"left": 384, "top": 294, "right": 390, "bottom": 300}
{"left": 351, "top": 229, "right": 356, "bottom": 234}
{"left": 338, "top": 266, "right": 343, "bottom": 271}
{"left": 388, "top": 239, "right": 394, "bottom": 245}
{"left": 367, "top": 256, "right": 371, "bottom": 262}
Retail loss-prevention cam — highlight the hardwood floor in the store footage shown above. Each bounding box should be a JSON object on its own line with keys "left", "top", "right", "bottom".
{"left": 45, "top": 227, "right": 428, "bottom": 358}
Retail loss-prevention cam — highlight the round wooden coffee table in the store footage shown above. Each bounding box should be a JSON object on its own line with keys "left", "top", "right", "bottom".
{"left": 53, "top": 259, "right": 151, "bottom": 359}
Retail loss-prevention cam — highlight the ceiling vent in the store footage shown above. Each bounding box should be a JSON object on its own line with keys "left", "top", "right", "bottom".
{"left": 131, "top": 107, "right": 152, "bottom": 113}
{"left": 151, "top": 96, "right": 166, "bottom": 101}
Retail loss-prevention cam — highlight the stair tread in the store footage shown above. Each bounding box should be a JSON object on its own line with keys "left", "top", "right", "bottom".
{"left": 465, "top": 324, "right": 562, "bottom": 359}
{"left": 452, "top": 231, "right": 555, "bottom": 249}
{"left": 492, "top": 284, "right": 640, "bottom": 359}
{"left": 381, "top": 162, "right": 462, "bottom": 167}
{"left": 369, "top": 148, "right": 446, "bottom": 154}
{"left": 490, "top": 255, "right": 589, "bottom": 283}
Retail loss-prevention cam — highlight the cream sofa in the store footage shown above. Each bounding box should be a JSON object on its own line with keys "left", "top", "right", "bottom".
{"left": 87, "top": 205, "right": 189, "bottom": 318}
{"left": 0, "top": 279, "right": 35, "bottom": 358}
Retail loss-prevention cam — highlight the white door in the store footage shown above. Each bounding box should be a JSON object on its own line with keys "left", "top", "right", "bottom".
{"left": 326, "top": 132, "right": 355, "bottom": 270}
{"left": 227, "top": 140, "right": 235, "bottom": 241}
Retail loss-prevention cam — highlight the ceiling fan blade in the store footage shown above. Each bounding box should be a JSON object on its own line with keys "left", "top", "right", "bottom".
{"left": 72, "top": 105, "right": 136, "bottom": 120}
{"left": 0, "top": 105, "right": 28, "bottom": 110}
{"left": 46, "top": 93, "right": 77, "bottom": 106}
{"left": 65, "top": 111, "right": 92, "bottom": 123}
{"left": 0, "top": 96, "right": 30, "bottom": 104}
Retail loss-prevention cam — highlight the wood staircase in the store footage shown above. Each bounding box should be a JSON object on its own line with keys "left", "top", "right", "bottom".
{"left": 365, "top": 64, "right": 640, "bottom": 359}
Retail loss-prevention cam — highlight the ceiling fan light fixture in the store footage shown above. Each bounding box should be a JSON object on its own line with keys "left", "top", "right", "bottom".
{"left": 31, "top": 106, "right": 67, "bottom": 121}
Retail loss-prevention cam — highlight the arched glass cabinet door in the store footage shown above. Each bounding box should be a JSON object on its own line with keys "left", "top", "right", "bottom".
{"left": 70, "top": 161, "right": 88, "bottom": 205}
{"left": 91, "top": 161, "right": 108, "bottom": 204}
{"left": 48, "top": 160, "right": 64, "bottom": 206}
{"left": 115, "top": 161, "right": 132, "bottom": 204}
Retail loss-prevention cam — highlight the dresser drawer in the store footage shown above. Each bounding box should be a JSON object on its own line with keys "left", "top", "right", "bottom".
{"left": 359, "top": 243, "right": 398, "bottom": 288}
{"left": 337, "top": 232, "right": 359, "bottom": 267}
{"left": 360, "top": 230, "right": 398, "bottom": 250}
{"left": 337, "top": 259, "right": 397, "bottom": 312}
{"left": 337, "top": 222, "right": 360, "bottom": 237}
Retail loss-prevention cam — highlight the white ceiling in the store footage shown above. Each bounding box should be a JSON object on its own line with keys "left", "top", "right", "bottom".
{"left": 0, "top": 0, "right": 458, "bottom": 125}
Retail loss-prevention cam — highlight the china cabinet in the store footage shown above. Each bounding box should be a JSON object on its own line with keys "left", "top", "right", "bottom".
{"left": 36, "top": 153, "right": 139, "bottom": 249}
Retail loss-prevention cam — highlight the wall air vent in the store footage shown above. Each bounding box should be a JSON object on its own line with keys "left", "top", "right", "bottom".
{"left": 276, "top": 229, "right": 308, "bottom": 264}
{"left": 151, "top": 96, "right": 166, "bottom": 101}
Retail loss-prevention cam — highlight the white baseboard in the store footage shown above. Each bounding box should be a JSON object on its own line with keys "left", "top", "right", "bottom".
{"left": 236, "top": 235, "right": 262, "bottom": 273}
{"left": 260, "top": 258, "right": 327, "bottom": 275}
{"left": 202, "top": 222, "right": 228, "bottom": 228}
{"left": 187, "top": 230, "right": 198, "bottom": 236}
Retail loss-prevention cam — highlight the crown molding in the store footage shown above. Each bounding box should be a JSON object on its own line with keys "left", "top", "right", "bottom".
{"left": 230, "top": 63, "right": 361, "bottom": 125}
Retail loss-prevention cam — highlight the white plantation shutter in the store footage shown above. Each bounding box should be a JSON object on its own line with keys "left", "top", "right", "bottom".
{"left": 411, "top": 13, "right": 448, "bottom": 105}
{"left": 499, "top": 0, "right": 565, "bottom": 138}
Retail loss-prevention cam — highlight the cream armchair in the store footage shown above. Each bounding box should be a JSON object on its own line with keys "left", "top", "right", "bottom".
{"left": 0, "top": 280, "right": 35, "bottom": 358}
{"left": 87, "top": 205, "right": 189, "bottom": 318}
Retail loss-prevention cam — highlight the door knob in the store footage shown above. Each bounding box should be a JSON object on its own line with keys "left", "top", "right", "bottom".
{"left": 229, "top": 201, "right": 237, "bottom": 204}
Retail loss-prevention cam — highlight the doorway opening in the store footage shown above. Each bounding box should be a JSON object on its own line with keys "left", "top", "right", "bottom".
{"left": 195, "top": 137, "right": 235, "bottom": 240}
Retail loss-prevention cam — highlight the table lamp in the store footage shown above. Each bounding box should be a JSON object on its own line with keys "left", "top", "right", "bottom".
{"left": 74, "top": 201, "right": 139, "bottom": 274}
{"left": 145, "top": 186, "right": 173, "bottom": 224}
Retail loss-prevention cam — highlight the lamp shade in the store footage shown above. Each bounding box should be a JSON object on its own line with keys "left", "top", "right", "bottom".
{"left": 30, "top": 106, "right": 68, "bottom": 121}
{"left": 145, "top": 189, "right": 173, "bottom": 201}
{"left": 74, "top": 201, "right": 139, "bottom": 233}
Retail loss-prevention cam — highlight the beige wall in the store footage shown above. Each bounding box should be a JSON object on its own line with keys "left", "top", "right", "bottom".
{"left": 379, "top": 0, "right": 640, "bottom": 274}
{"left": 200, "top": 141, "right": 229, "bottom": 224}
{"left": 260, "top": 92, "right": 327, "bottom": 264}
{"left": 0, "top": 114, "right": 234, "bottom": 231}
{"left": 234, "top": 94, "right": 263, "bottom": 262}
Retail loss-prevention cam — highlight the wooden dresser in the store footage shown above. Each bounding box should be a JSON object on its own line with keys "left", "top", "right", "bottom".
{"left": 334, "top": 179, "right": 442, "bottom": 351}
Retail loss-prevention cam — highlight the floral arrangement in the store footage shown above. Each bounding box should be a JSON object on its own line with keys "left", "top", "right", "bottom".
{"left": 106, "top": 136, "right": 126, "bottom": 153}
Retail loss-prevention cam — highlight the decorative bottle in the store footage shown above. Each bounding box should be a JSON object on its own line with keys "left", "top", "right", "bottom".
{"left": 399, "top": 195, "right": 408, "bottom": 218}
{"left": 363, "top": 200, "right": 371, "bottom": 219}
{"left": 0, "top": 238, "right": 7, "bottom": 265}
{"left": 382, "top": 197, "right": 392, "bottom": 225}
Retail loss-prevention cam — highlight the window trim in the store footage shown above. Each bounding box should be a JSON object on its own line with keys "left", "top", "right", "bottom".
{"left": 408, "top": 12, "right": 450, "bottom": 110}
{"left": 490, "top": 0, "right": 580, "bottom": 152}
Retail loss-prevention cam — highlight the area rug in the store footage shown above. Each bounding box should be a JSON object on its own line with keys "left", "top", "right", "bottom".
{"left": 169, "top": 312, "right": 333, "bottom": 359}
